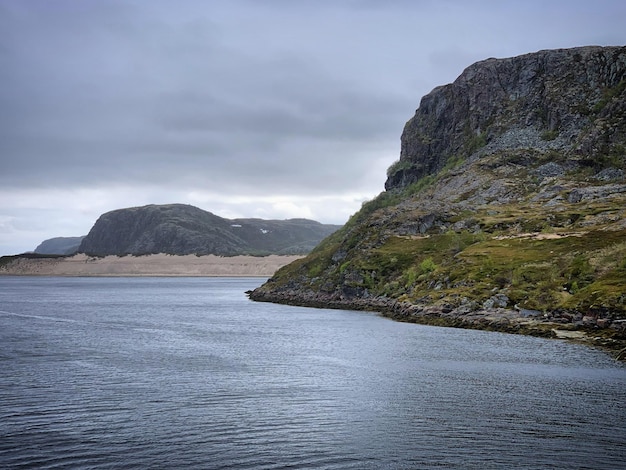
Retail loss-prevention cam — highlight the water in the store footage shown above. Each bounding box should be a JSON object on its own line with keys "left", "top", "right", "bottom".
{"left": 1, "top": 277, "right": 625, "bottom": 469}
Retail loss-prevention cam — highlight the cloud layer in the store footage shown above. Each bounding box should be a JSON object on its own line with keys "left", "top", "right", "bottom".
{"left": 2, "top": 0, "right": 626, "bottom": 254}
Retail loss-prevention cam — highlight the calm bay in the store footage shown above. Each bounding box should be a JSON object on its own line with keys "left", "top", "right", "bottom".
{"left": 1, "top": 276, "right": 625, "bottom": 469}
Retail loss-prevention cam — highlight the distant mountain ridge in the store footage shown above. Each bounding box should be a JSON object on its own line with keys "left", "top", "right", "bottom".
{"left": 77, "top": 204, "right": 341, "bottom": 256}
{"left": 34, "top": 236, "right": 85, "bottom": 255}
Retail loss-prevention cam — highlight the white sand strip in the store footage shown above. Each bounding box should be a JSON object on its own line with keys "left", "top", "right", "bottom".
{"left": 0, "top": 253, "right": 302, "bottom": 277}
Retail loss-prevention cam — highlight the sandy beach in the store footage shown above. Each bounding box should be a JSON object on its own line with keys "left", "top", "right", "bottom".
{"left": 0, "top": 253, "right": 302, "bottom": 277}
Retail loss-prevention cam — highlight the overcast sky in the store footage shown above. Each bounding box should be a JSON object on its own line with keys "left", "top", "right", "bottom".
{"left": 1, "top": 0, "right": 625, "bottom": 255}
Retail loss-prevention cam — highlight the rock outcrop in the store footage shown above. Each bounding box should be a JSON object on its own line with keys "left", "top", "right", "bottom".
{"left": 77, "top": 204, "right": 341, "bottom": 256}
{"left": 385, "top": 46, "right": 626, "bottom": 190}
{"left": 250, "top": 46, "right": 626, "bottom": 356}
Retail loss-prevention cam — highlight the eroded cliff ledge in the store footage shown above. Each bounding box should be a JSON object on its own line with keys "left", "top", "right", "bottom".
{"left": 386, "top": 46, "right": 626, "bottom": 191}
{"left": 250, "top": 46, "right": 626, "bottom": 357}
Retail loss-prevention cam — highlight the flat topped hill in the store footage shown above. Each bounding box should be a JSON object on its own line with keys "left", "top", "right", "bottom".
{"left": 78, "top": 204, "right": 341, "bottom": 257}
{"left": 251, "top": 46, "right": 626, "bottom": 355}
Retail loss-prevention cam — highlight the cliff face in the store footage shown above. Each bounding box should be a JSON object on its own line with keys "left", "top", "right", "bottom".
{"left": 250, "top": 46, "right": 626, "bottom": 353}
{"left": 386, "top": 46, "right": 626, "bottom": 190}
{"left": 78, "top": 204, "right": 341, "bottom": 256}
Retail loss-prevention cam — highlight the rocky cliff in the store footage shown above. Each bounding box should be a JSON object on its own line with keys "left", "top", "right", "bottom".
{"left": 78, "top": 204, "right": 341, "bottom": 256}
{"left": 250, "top": 46, "right": 626, "bottom": 356}
{"left": 386, "top": 46, "right": 625, "bottom": 190}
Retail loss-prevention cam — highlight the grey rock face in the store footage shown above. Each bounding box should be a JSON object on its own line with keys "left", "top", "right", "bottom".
{"left": 483, "top": 293, "right": 509, "bottom": 309}
{"left": 534, "top": 162, "right": 565, "bottom": 179}
{"left": 78, "top": 204, "right": 341, "bottom": 256}
{"left": 386, "top": 46, "right": 626, "bottom": 191}
{"left": 594, "top": 167, "right": 624, "bottom": 181}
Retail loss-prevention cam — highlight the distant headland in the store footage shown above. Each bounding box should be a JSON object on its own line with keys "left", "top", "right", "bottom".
{"left": 1, "top": 203, "right": 339, "bottom": 277}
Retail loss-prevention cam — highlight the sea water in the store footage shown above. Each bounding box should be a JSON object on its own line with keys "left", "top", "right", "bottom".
{"left": 1, "top": 276, "right": 625, "bottom": 469}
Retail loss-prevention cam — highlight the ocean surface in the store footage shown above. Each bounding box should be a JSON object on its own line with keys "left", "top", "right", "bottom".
{"left": 1, "top": 276, "right": 625, "bottom": 469}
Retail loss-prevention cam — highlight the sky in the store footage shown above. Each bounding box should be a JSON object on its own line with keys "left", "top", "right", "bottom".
{"left": 1, "top": 0, "right": 626, "bottom": 255}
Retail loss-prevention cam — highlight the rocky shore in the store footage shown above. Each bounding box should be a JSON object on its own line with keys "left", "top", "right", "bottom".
{"left": 249, "top": 289, "right": 626, "bottom": 360}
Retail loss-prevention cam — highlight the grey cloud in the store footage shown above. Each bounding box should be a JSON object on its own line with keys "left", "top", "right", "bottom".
{"left": 2, "top": 0, "right": 626, "bottom": 255}
{"left": 0, "top": 1, "right": 410, "bottom": 195}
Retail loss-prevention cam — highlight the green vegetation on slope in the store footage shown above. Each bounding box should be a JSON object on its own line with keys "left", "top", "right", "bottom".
{"left": 261, "top": 148, "right": 626, "bottom": 319}
{"left": 252, "top": 47, "right": 626, "bottom": 356}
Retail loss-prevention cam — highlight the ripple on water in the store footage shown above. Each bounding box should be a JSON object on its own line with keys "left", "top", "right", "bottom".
{"left": 0, "top": 277, "right": 625, "bottom": 469}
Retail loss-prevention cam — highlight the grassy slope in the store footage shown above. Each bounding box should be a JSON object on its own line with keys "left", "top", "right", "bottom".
{"left": 253, "top": 71, "right": 626, "bottom": 356}
{"left": 256, "top": 150, "right": 626, "bottom": 355}
{"left": 266, "top": 194, "right": 626, "bottom": 317}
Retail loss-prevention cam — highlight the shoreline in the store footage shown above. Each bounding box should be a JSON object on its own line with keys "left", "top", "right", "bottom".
{"left": 249, "top": 289, "right": 626, "bottom": 361}
{"left": 4, "top": 253, "right": 624, "bottom": 360}
{"left": 0, "top": 253, "right": 303, "bottom": 277}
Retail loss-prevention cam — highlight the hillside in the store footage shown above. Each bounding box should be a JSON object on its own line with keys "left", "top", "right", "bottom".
{"left": 250, "top": 46, "right": 626, "bottom": 356}
{"left": 34, "top": 236, "right": 85, "bottom": 255}
{"left": 77, "top": 204, "right": 341, "bottom": 256}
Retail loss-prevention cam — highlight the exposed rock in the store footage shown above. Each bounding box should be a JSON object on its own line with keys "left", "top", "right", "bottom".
{"left": 386, "top": 46, "right": 626, "bottom": 191}
{"left": 567, "top": 189, "right": 584, "bottom": 203}
{"left": 535, "top": 162, "right": 565, "bottom": 179}
{"left": 78, "top": 204, "right": 341, "bottom": 256}
{"left": 567, "top": 184, "right": 626, "bottom": 203}
{"left": 594, "top": 167, "right": 625, "bottom": 181}
{"left": 250, "top": 46, "right": 626, "bottom": 358}
{"left": 483, "top": 293, "right": 509, "bottom": 309}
